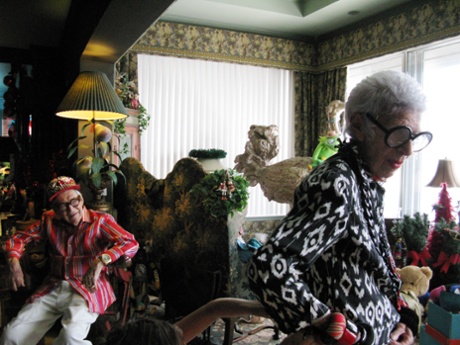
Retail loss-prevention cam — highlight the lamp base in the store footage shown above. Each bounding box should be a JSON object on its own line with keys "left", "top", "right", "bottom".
{"left": 86, "top": 187, "right": 117, "bottom": 218}
{"left": 87, "top": 197, "right": 113, "bottom": 214}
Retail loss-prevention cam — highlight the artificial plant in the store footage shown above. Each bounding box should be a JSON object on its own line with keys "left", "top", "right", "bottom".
{"left": 67, "top": 121, "right": 125, "bottom": 189}
{"left": 427, "top": 183, "right": 460, "bottom": 287}
{"left": 390, "top": 212, "right": 430, "bottom": 266}
{"left": 427, "top": 183, "right": 457, "bottom": 263}
{"left": 188, "top": 148, "right": 227, "bottom": 159}
{"left": 432, "top": 218, "right": 460, "bottom": 273}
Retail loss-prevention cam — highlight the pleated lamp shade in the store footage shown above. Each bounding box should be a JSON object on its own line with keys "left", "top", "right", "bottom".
{"left": 56, "top": 71, "right": 128, "bottom": 120}
{"left": 427, "top": 159, "right": 460, "bottom": 188}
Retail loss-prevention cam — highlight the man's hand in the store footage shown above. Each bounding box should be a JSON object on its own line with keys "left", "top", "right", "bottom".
{"left": 390, "top": 323, "right": 414, "bottom": 345}
{"left": 82, "top": 258, "right": 104, "bottom": 293}
{"left": 8, "top": 257, "right": 25, "bottom": 291}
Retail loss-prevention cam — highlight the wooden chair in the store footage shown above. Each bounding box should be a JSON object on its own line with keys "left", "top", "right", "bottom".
{"left": 88, "top": 256, "right": 134, "bottom": 344}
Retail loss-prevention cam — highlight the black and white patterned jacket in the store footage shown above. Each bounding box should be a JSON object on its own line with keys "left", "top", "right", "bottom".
{"left": 248, "top": 141, "right": 405, "bottom": 344}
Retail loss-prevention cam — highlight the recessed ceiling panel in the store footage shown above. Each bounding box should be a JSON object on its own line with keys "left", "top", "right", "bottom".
{"left": 161, "top": 0, "right": 417, "bottom": 40}
{"left": 206, "top": 0, "right": 338, "bottom": 17}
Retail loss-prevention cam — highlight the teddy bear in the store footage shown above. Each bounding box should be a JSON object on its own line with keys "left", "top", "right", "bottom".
{"left": 396, "top": 265, "right": 433, "bottom": 334}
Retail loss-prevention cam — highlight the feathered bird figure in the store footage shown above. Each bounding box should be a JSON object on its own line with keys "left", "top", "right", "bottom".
{"left": 234, "top": 124, "right": 312, "bottom": 206}
{"left": 234, "top": 101, "right": 344, "bottom": 206}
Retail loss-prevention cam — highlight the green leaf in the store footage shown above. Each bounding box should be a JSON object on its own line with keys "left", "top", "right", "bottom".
{"left": 91, "top": 157, "right": 105, "bottom": 174}
{"left": 90, "top": 173, "right": 102, "bottom": 189}
{"left": 105, "top": 171, "right": 118, "bottom": 185}
{"left": 97, "top": 142, "right": 110, "bottom": 157}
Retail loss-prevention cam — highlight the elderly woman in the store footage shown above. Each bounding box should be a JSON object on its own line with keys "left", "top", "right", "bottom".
{"left": 247, "top": 70, "right": 432, "bottom": 345}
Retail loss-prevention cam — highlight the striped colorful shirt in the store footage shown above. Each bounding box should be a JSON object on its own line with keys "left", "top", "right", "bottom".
{"left": 5, "top": 207, "right": 139, "bottom": 314}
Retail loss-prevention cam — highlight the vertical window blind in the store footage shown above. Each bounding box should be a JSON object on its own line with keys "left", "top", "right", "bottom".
{"left": 138, "top": 54, "right": 294, "bottom": 218}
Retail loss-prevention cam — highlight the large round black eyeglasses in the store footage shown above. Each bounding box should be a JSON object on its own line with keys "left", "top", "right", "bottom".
{"left": 366, "top": 113, "right": 433, "bottom": 152}
{"left": 56, "top": 195, "right": 82, "bottom": 212}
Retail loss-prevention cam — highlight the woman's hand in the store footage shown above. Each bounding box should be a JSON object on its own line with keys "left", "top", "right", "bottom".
{"left": 8, "top": 257, "right": 24, "bottom": 291}
{"left": 390, "top": 323, "right": 414, "bottom": 345}
{"left": 82, "top": 258, "right": 104, "bottom": 293}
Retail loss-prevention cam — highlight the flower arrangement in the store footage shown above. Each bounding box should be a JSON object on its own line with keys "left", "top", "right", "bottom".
{"left": 67, "top": 121, "right": 125, "bottom": 189}
{"left": 190, "top": 168, "right": 249, "bottom": 218}
{"left": 115, "top": 73, "right": 151, "bottom": 135}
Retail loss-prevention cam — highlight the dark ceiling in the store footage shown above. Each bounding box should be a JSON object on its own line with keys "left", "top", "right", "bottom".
{"left": 0, "top": 0, "right": 174, "bottom": 66}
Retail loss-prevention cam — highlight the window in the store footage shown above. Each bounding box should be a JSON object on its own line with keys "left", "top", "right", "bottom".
{"left": 347, "top": 36, "right": 460, "bottom": 220}
{"left": 138, "top": 54, "right": 294, "bottom": 218}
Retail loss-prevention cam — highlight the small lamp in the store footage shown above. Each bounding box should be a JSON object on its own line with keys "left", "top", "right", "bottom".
{"left": 56, "top": 71, "right": 128, "bottom": 120}
{"left": 427, "top": 159, "right": 460, "bottom": 188}
{"left": 427, "top": 159, "right": 460, "bottom": 224}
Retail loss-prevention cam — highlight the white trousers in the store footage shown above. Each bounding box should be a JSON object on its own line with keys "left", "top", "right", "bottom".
{"left": 0, "top": 281, "right": 99, "bottom": 345}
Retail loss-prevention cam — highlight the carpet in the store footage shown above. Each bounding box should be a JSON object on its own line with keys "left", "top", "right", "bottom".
{"left": 205, "top": 317, "right": 286, "bottom": 345}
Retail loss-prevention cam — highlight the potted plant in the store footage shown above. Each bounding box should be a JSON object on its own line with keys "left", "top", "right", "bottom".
{"left": 67, "top": 121, "right": 125, "bottom": 191}
{"left": 390, "top": 212, "right": 430, "bottom": 266}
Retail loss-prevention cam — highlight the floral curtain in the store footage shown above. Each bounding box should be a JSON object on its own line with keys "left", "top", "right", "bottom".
{"left": 294, "top": 68, "right": 346, "bottom": 157}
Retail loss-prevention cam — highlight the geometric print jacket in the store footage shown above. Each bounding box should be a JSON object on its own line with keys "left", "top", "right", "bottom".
{"left": 248, "top": 141, "right": 402, "bottom": 344}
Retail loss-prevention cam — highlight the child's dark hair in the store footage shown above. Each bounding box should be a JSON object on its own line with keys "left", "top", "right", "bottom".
{"left": 105, "top": 317, "right": 182, "bottom": 345}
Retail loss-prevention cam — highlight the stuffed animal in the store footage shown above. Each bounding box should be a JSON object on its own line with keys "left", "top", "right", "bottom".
{"left": 310, "top": 133, "right": 340, "bottom": 169}
{"left": 396, "top": 265, "right": 433, "bottom": 333}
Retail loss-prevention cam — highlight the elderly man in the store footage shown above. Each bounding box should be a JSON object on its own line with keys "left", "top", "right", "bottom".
{"left": 0, "top": 176, "right": 139, "bottom": 345}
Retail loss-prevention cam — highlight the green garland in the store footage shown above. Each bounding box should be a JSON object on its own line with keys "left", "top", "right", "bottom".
{"left": 188, "top": 148, "right": 227, "bottom": 159}
{"left": 390, "top": 212, "right": 430, "bottom": 252}
{"left": 190, "top": 169, "right": 248, "bottom": 218}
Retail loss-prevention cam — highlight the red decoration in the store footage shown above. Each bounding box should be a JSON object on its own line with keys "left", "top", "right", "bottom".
{"left": 433, "top": 251, "right": 460, "bottom": 273}
{"left": 407, "top": 248, "right": 431, "bottom": 266}
{"left": 435, "top": 183, "right": 455, "bottom": 222}
{"left": 217, "top": 182, "right": 228, "bottom": 200}
{"left": 428, "top": 183, "right": 456, "bottom": 260}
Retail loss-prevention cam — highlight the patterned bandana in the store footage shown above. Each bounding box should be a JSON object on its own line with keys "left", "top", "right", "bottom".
{"left": 47, "top": 176, "right": 80, "bottom": 202}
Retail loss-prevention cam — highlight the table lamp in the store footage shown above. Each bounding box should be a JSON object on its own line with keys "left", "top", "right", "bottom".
{"left": 427, "top": 159, "right": 460, "bottom": 189}
{"left": 427, "top": 159, "right": 460, "bottom": 223}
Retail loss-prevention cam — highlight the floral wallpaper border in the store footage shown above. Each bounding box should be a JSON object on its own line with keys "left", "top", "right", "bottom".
{"left": 131, "top": 21, "right": 316, "bottom": 72}
{"left": 128, "top": 0, "right": 460, "bottom": 73}
{"left": 317, "top": 0, "right": 460, "bottom": 70}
